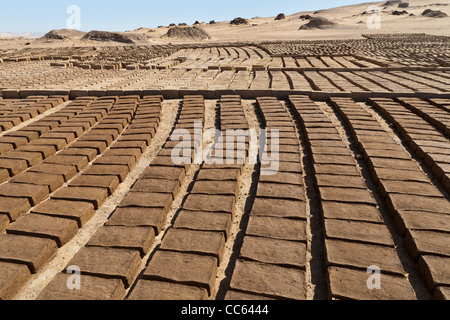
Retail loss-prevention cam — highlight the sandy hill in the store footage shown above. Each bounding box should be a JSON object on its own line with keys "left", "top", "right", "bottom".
{"left": 1, "top": 0, "right": 448, "bottom": 48}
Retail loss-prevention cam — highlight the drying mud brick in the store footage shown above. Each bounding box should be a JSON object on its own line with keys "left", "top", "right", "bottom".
{"left": 325, "top": 239, "right": 406, "bottom": 276}
{"left": 246, "top": 216, "right": 307, "bottom": 242}
{"left": 240, "top": 236, "right": 307, "bottom": 269}
{"left": 69, "top": 175, "right": 120, "bottom": 196}
{"left": 6, "top": 214, "right": 78, "bottom": 247}
{"left": 32, "top": 200, "right": 95, "bottom": 227}
{"left": 106, "top": 207, "right": 167, "bottom": 234}
{"left": 173, "top": 211, "right": 232, "bottom": 239}
{"left": 324, "top": 219, "right": 394, "bottom": 246}
{"left": 160, "top": 228, "right": 225, "bottom": 262}
{"left": 230, "top": 260, "right": 306, "bottom": 300}
{"left": 0, "top": 197, "right": 31, "bottom": 222}
{"left": 328, "top": 267, "right": 416, "bottom": 300}
{"left": 0, "top": 234, "right": 57, "bottom": 273}
{"left": 183, "top": 194, "right": 235, "bottom": 214}
{"left": 0, "top": 261, "right": 31, "bottom": 300}
{"left": 0, "top": 183, "right": 49, "bottom": 206}
{"left": 128, "top": 280, "right": 207, "bottom": 300}
{"left": 143, "top": 250, "right": 218, "bottom": 294}
{"left": 119, "top": 192, "right": 173, "bottom": 211}
{"left": 37, "top": 273, "right": 126, "bottom": 300}
{"left": 251, "top": 198, "right": 306, "bottom": 219}
{"left": 87, "top": 226, "right": 155, "bottom": 257}
{"left": 418, "top": 255, "right": 450, "bottom": 292}
{"left": 51, "top": 187, "right": 108, "bottom": 209}
{"left": 405, "top": 229, "right": 450, "bottom": 259}
{"left": 67, "top": 246, "right": 141, "bottom": 288}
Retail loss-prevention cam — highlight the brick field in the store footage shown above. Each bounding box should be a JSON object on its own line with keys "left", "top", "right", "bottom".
{"left": 0, "top": 34, "right": 449, "bottom": 300}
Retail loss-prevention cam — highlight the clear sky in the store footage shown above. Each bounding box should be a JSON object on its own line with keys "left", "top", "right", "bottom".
{"left": 0, "top": 0, "right": 372, "bottom": 33}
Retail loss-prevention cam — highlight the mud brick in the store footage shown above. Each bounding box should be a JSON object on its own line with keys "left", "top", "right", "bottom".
{"left": 52, "top": 187, "right": 108, "bottom": 210}
{"left": 0, "top": 136, "right": 28, "bottom": 148}
{"left": 0, "top": 214, "right": 9, "bottom": 231}
{"left": 432, "top": 163, "right": 450, "bottom": 180}
{"left": 0, "top": 234, "right": 57, "bottom": 273}
{"left": 315, "top": 174, "right": 366, "bottom": 189}
{"left": 30, "top": 138, "right": 67, "bottom": 151}
{"left": 374, "top": 168, "right": 429, "bottom": 184}
{"left": 191, "top": 180, "right": 237, "bottom": 197}
{"left": 324, "top": 219, "right": 394, "bottom": 246}
{"left": 1, "top": 151, "right": 43, "bottom": 166}
{"left": 183, "top": 194, "right": 235, "bottom": 214}
{"left": 328, "top": 266, "right": 416, "bottom": 300}
{"left": 363, "top": 149, "right": 411, "bottom": 160}
{"left": 395, "top": 210, "right": 450, "bottom": 236}
{"left": 0, "top": 158, "right": 28, "bottom": 176}
{"left": 256, "top": 182, "right": 304, "bottom": 201}
{"left": 151, "top": 155, "right": 190, "bottom": 169}
{"left": 67, "top": 246, "right": 141, "bottom": 288}
{"left": 143, "top": 250, "right": 217, "bottom": 294}
{"left": 314, "top": 164, "right": 360, "bottom": 176}
{"left": 240, "top": 236, "right": 307, "bottom": 269}
{"left": 128, "top": 280, "right": 207, "bottom": 300}
{"left": 57, "top": 148, "right": 98, "bottom": 162}
{"left": 0, "top": 261, "right": 31, "bottom": 300}
{"left": 132, "top": 179, "right": 180, "bottom": 197}
{"left": 319, "top": 187, "right": 376, "bottom": 205}
{"left": 29, "top": 163, "right": 77, "bottom": 181}
{"left": 70, "top": 141, "right": 107, "bottom": 154}
{"left": 434, "top": 286, "right": 450, "bottom": 300}
{"left": 87, "top": 226, "right": 155, "bottom": 257}
{"left": 94, "top": 155, "right": 136, "bottom": 170}
{"left": 82, "top": 165, "right": 129, "bottom": 182}
{"left": 368, "top": 157, "right": 420, "bottom": 172}
{"left": 45, "top": 155, "right": 88, "bottom": 172}
{"left": 10, "top": 172, "right": 64, "bottom": 193}
{"left": 161, "top": 228, "right": 225, "bottom": 262}
{"left": 37, "top": 273, "right": 125, "bottom": 300}
{"left": 102, "top": 148, "right": 142, "bottom": 162}
{"left": 418, "top": 255, "right": 450, "bottom": 292}
{"left": 40, "top": 132, "right": 75, "bottom": 144}
{"left": 313, "top": 155, "right": 356, "bottom": 166}
{"left": 386, "top": 194, "right": 450, "bottom": 216}
{"left": 69, "top": 175, "right": 119, "bottom": 196}
{"left": 106, "top": 207, "right": 167, "bottom": 234}
{"left": 17, "top": 144, "right": 56, "bottom": 159}
{"left": 196, "top": 168, "right": 240, "bottom": 181}
{"left": 259, "top": 171, "right": 303, "bottom": 185}
{"left": 6, "top": 214, "right": 78, "bottom": 247}
{"left": 247, "top": 215, "right": 307, "bottom": 242}
{"left": 405, "top": 229, "right": 450, "bottom": 259}
{"left": 78, "top": 134, "right": 114, "bottom": 146}
{"left": 0, "top": 168, "right": 9, "bottom": 183}
{"left": 0, "top": 183, "right": 49, "bottom": 206}
{"left": 118, "top": 134, "right": 152, "bottom": 146}
{"left": 0, "top": 122, "right": 14, "bottom": 131}
{"left": 0, "top": 197, "right": 31, "bottom": 222}
{"left": 173, "top": 210, "right": 231, "bottom": 239}
{"left": 251, "top": 198, "right": 306, "bottom": 219}
{"left": 230, "top": 260, "right": 306, "bottom": 300}
{"left": 5, "top": 130, "right": 39, "bottom": 142}
{"left": 89, "top": 129, "right": 120, "bottom": 139}
{"left": 0, "top": 143, "right": 14, "bottom": 154}
{"left": 325, "top": 239, "right": 405, "bottom": 276}
{"left": 51, "top": 126, "right": 84, "bottom": 138}
{"left": 111, "top": 140, "right": 147, "bottom": 152}
{"left": 32, "top": 200, "right": 94, "bottom": 227}
{"left": 378, "top": 180, "right": 443, "bottom": 198}
{"left": 120, "top": 192, "right": 173, "bottom": 211}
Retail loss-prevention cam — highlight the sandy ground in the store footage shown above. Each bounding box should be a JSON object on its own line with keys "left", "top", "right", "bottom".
{"left": 0, "top": 0, "right": 448, "bottom": 50}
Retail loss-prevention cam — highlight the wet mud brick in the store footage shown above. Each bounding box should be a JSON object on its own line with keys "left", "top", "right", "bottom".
{"left": 0, "top": 261, "right": 31, "bottom": 300}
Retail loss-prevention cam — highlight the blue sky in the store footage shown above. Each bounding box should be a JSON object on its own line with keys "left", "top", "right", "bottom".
{"left": 0, "top": 0, "right": 370, "bottom": 33}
